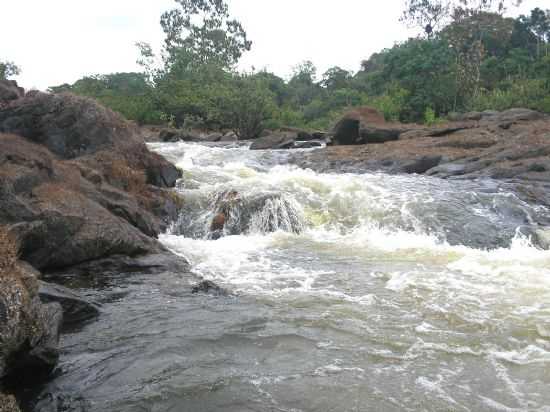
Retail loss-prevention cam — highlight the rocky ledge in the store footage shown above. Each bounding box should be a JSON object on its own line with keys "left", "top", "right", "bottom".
{"left": 288, "top": 106, "right": 550, "bottom": 212}
{"left": 0, "top": 81, "right": 190, "bottom": 408}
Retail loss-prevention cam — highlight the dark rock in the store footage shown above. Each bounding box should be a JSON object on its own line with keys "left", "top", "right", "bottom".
{"left": 250, "top": 133, "right": 295, "bottom": 150}
{"left": 191, "top": 280, "right": 228, "bottom": 296}
{"left": 400, "top": 156, "right": 442, "bottom": 174}
{"left": 0, "top": 80, "right": 24, "bottom": 107}
{"left": 293, "top": 141, "right": 323, "bottom": 149}
{"left": 33, "top": 390, "right": 89, "bottom": 412}
{"left": 38, "top": 281, "right": 100, "bottom": 326}
{"left": 331, "top": 107, "right": 404, "bottom": 145}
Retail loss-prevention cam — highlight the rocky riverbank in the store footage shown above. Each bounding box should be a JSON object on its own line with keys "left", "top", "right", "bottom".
{"left": 0, "top": 81, "right": 191, "bottom": 409}
{"left": 284, "top": 107, "right": 550, "bottom": 216}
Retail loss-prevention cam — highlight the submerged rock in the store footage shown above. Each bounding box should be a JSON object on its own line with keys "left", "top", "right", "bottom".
{"left": 191, "top": 280, "right": 229, "bottom": 296}
{"left": 38, "top": 281, "right": 100, "bottom": 326}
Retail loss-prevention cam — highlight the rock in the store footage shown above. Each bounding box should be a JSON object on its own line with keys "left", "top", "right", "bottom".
{"left": 0, "top": 262, "right": 62, "bottom": 384}
{"left": 399, "top": 124, "right": 472, "bottom": 140}
{"left": 0, "top": 91, "right": 184, "bottom": 269}
{"left": 32, "top": 391, "right": 89, "bottom": 412}
{"left": 250, "top": 133, "right": 295, "bottom": 150}
{"left": 482, "top": 108, "right": 546, "bottom": 124}
{"left": 0, "top": 80, "right": 24, "bottom": 107}
{"left": 400, "top": 156, "right": 443, "bottom": 174}
{"left": 203, "top": 132, "right": 223, "bottom": 142}
{"left": 293, "top": 141, "right": 323, "bottom": 149}
{"left": 191, "top": 280, "right": 228, "bottom": 296}
{"left": 38, "top": 281, "right": 100, "bottom": 326}
{"left": 0, "top": 393, "right": 21, "bottom": 412}
{"left": 331, "top": 107, "right": 404, "bottom": 145}
{"left": 220, "top": 132, "right": 238, "bottom": 142}
{"left": 533, "top": 229, "right": 550, "bottom": 250}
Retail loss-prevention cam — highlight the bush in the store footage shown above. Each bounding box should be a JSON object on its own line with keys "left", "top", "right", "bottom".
{"left": 468, "top": 79, "right": 550, "bottom": 113}
{"left": 221, "top": 76, "right": 277, "bottom": 139}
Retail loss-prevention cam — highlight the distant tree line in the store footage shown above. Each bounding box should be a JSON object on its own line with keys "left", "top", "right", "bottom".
{"left": 31, "top": 0, "right": 550, "bottom": 133}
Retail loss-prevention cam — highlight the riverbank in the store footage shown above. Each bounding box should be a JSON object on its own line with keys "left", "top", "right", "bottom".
{"left": 0, "top": 81, "right": 193, "bottom": 409}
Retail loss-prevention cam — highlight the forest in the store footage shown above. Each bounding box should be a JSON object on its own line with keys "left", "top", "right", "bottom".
{"left": 3, "top": 0, "right": 550, "bottom": 137}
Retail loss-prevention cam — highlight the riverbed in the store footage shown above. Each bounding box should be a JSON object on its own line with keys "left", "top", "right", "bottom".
{"left": 36, "top": 142, "right": 550, "bottom": 411}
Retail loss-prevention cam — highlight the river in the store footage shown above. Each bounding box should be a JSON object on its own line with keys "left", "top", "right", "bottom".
{"left": 35, "top": 142, "right": 550, "bottom": 411}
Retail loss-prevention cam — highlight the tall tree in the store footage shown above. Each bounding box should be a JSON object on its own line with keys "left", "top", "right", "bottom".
{"left": 159, "top": 0, "right": 251, "bottom": 70}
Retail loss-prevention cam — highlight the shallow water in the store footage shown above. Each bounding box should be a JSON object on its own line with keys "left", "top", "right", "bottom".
{"left": 36, "top": 142, "right": 550, "bottom": 411}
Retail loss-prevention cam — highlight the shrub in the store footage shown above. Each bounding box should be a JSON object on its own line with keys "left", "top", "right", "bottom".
{"left": 0, "top": 226, "right": 19, "bottom": 275}
{"left": 468, "top": 79, "right": 550, "bottom": 113}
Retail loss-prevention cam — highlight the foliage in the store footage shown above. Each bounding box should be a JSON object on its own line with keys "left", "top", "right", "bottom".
{"left": 49, "top": 2, "right": 550, "bottom": 130}
{"left": 218, "top": 75, "right": 276, "bottom": 139}
{"left": 0, "top": 60, "right": 20, "bottom": 80}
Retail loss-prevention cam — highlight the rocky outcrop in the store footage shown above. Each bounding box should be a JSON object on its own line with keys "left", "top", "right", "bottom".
{"left": 330, "top": 107, "right": 408, "bottom": 145}
{"left": 0, "top": 89, "right": 185, "bottom": 270}
{"left": 291, "top": 108, "right": 550, "bottom": 179}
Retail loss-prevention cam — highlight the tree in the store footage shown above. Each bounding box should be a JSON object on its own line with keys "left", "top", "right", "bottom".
{"left": 401, "top": 0, "right": 453, "bottom": 36}
{"left": 159, "top": 0, "right": 251, "bottom": 70}
{"left": 0, "top": 61, "right": 20, "bottom": 80}
{"left": 321, "top": 67, "right": 352, "bottom": 90}
{"left": 220, "top": 75, "right": 276, "bottom": 139}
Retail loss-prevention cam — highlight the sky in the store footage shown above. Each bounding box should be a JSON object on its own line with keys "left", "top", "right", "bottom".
{"left": 1, "top": 0, "right": 548, "bottom": 90}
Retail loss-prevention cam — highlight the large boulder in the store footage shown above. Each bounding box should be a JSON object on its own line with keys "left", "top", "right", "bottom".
{"left": 331, "top": 107, "right": 403, "bottom": 145}
{"left": 0, "top": 134, "right": 164, "bottom": 270}
{"left": 0, "top": 92, "right": 181, "bottom": 189}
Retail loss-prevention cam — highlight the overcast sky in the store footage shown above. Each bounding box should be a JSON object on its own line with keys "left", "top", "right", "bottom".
{"left": 1, "top": 0, "right": 547, "bottom": 90}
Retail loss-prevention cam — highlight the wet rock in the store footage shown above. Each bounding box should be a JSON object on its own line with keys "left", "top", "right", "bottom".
{"left": 0, "top": 262, "right": 62, "bottom": 384}
{"left": 400, "top": 156, "right": 443, "bottom": 174}
{"left": 191, "top": 280, "right": 229, "bottom": 296}
{"left": 533, "top": 229, "right": 550, "bottom": 250}
{"left": 33, "top": 391, "right": 89, "bottom": 412}
{"left": 293, "top": 141, "right": 323, "bottom": 149}
{"left": 250, "top": 133, "right": 295, "bottom": 150}
{"left": 38, "top": 281, "right": 100, "bottom": 326}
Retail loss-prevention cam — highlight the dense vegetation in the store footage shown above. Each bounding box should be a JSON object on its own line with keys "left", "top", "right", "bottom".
{"left": 13, "top": 1, "right": 550, "bottom": 133}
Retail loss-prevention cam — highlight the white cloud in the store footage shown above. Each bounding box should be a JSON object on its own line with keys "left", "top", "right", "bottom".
{"left": 1, "top": 0, "right": 547, "bottom": 90}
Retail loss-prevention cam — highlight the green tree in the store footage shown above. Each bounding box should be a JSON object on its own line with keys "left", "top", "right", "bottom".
{"left": 0, "top": 61, "right": 20, "bottom": 80}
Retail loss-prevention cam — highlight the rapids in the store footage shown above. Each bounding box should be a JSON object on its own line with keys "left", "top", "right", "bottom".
{"left": 35, "top": 142, "right": 550, "bottom": 411}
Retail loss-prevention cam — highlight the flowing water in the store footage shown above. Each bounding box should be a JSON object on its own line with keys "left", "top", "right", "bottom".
{"left": 36, "top": 142, "right": 550, "bottom": 412}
